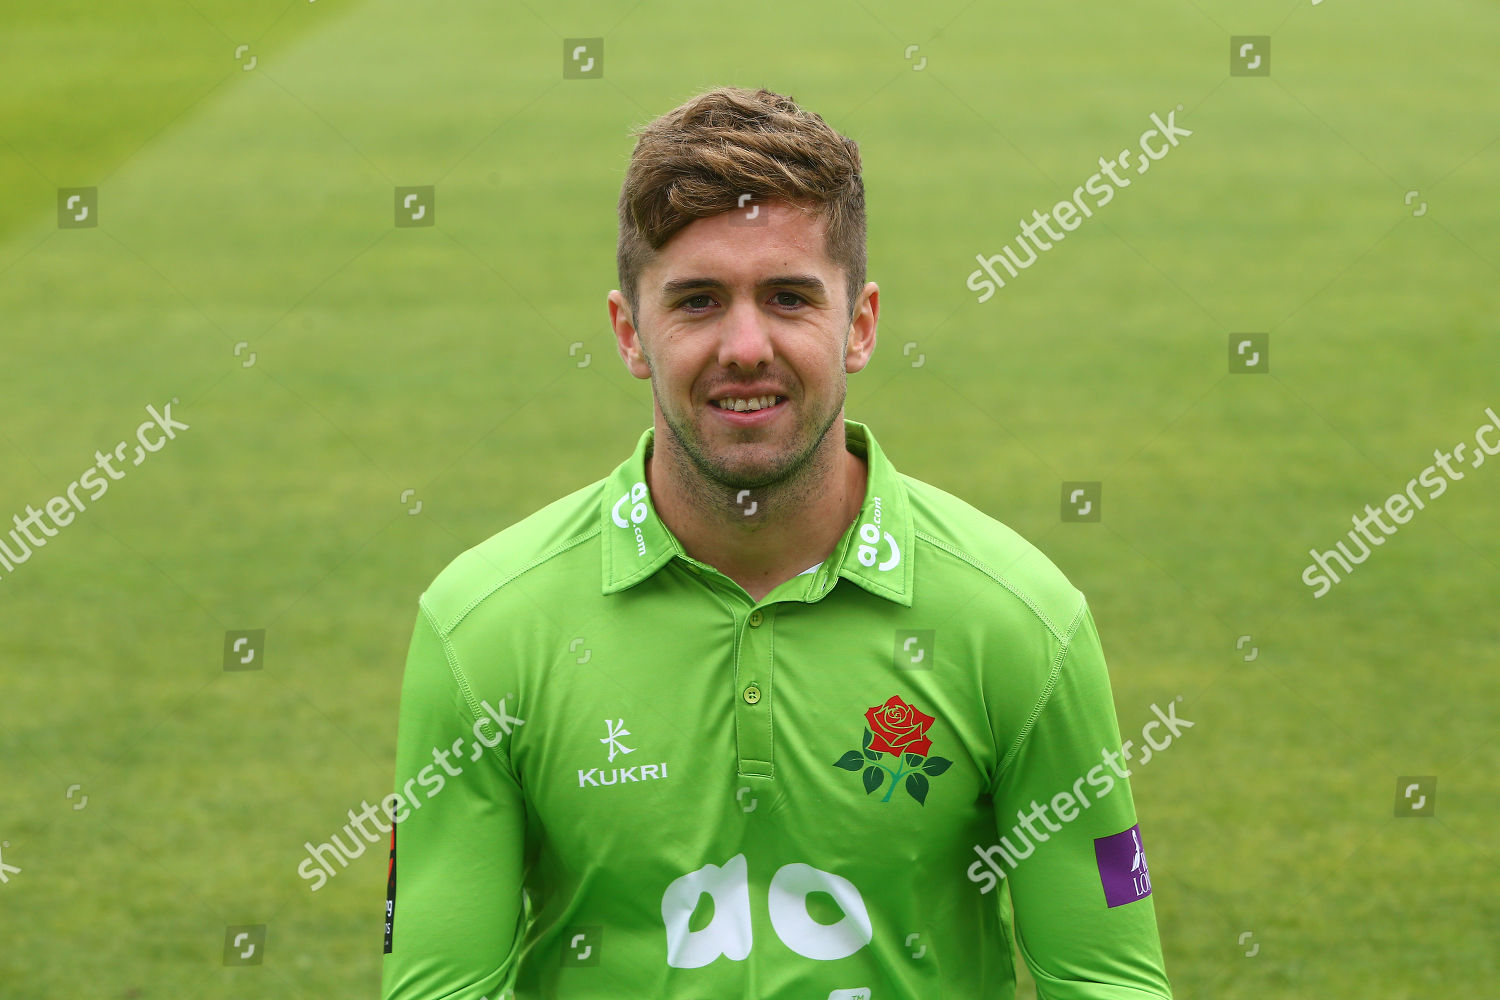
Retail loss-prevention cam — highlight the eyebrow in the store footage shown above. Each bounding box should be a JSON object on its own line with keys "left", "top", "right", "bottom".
{"left": 658, "top": 274, "right": 828, "bottom": 300}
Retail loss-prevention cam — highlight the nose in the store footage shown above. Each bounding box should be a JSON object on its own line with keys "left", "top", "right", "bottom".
{"left": 716, "top": 298, "right": 775, "bottom": 370}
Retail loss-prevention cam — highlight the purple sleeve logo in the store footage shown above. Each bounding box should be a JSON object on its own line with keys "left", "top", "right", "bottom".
{"left": 1094, "top": 823, "right": 1152, "bottom": 907}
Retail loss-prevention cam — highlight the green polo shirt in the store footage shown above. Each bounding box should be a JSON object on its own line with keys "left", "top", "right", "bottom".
{"left": 382, "top": 418, "right": 1172, "bottom": 1000}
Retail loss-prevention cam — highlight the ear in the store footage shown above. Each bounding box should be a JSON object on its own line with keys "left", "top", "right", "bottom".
{"left": 843, "top": 282, "right": 879, "bottom": 374}
{"left": 609, "top": 289, "right": 652, "bottom": 379}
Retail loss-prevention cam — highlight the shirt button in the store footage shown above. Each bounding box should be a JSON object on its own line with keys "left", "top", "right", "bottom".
{"left": 748, "top": 610, "right": 763, "bottom": 627}
{"left": 743, "top": 684, "right": 762, "bottom": 705}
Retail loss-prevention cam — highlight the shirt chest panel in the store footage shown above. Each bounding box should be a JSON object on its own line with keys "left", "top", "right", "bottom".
{"left": 513, "top": 579, "right": 996, "bottom": 894}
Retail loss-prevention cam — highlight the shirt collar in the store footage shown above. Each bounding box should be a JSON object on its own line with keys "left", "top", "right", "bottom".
{"left": 600, "top": 418, "right": 914, "bottom": 606}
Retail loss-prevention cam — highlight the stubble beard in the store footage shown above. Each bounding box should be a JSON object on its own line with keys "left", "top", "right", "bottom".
{"left": 649, "top": 365, "right": 847, "bottom": 518}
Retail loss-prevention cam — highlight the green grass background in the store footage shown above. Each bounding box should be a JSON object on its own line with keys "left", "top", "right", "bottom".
{"left": 2, "top": 0, "right": 1497, "bottom": 995}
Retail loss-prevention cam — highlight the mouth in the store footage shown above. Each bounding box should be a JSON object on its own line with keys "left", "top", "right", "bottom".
{"left": 707, "top": 394, "right": 788, "bottom": 426}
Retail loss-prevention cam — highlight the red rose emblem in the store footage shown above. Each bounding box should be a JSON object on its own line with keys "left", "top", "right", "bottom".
{"left": 833, "top": 695, "right": 950, "bottom": 804}
{"left": 865, "top": 695, "right": 934, "bottom": 758}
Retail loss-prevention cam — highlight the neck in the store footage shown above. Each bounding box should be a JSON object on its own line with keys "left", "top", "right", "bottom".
{"left": 645, "top": 419, "right": 868, "bottom": 594}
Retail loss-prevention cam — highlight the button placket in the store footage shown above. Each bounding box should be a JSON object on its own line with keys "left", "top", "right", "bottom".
{"left": 734, "top": 605, "right": 774, "bottom": 777}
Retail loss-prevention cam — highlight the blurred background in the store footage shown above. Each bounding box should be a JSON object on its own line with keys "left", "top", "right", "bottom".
{"left": 2, "top": 0, "right": 1497, "bottom": 995}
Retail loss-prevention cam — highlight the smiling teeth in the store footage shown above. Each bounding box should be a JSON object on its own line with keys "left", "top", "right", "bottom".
{"left": 716, "top": 395, "right": 780, "bottom": 411}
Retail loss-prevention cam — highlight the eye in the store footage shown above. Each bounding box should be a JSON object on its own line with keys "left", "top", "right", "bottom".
{"left": 676, "top": 291, "right": 805, "bottom": 312}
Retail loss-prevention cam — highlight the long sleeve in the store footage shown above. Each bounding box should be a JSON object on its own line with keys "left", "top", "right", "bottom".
{"left": 381, "top": 597, "right": 529, "bottom": 1000}
{"left": 992, "top": 598, "right": 1173, "bottom": 999}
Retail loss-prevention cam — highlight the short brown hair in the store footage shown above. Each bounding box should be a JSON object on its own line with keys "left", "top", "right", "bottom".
{"left": 616, "top": 86, "right": 866, "bottom": 323}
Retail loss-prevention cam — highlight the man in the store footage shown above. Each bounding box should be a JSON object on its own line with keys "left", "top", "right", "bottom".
{"left": 383, "top": 86, "right": 1173, "bottom": 999}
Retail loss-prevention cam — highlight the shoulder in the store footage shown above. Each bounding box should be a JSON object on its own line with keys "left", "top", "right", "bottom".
{"left": 417, "top": 476, "right": 606, "bottom": 637}
{"left": 901, "top": 472, "right": 1086, "bottom": 644}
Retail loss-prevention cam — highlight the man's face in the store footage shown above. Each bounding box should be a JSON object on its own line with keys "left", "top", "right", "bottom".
{"left": 608, "top": 198, "right": 877, "bottom": 492}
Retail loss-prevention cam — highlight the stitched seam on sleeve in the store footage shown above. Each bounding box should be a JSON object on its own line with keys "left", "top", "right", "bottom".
{"left": 421, "top": 597, "right": 519, "bottom": 778}
{"left": 444, "top": 526, "right": 600, "bottom": 633}
{"left": 994, "top": 594, "right": 1088, "bottom": 787}
{"left": 913, "top": 529, "right": 1068, "bottom": 642}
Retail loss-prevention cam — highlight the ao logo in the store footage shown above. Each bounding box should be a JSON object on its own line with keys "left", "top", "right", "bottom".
{"left": 612, "top": 481, "right": 649, "bottom": 557}
{"left": 661, "top": 854, "right": 872, "bottom": 968}
{"left": 856, "top": 496, "right": 900, "bottom": 572}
